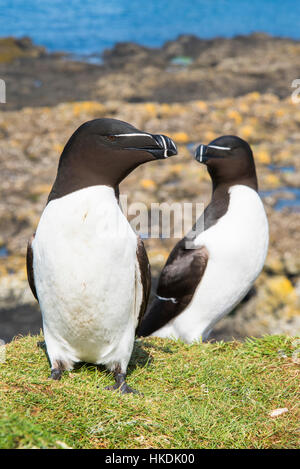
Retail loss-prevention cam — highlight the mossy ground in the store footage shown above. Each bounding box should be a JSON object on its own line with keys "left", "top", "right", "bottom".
{"left": 0, "top": 334, "right": 299, "bottom": 449}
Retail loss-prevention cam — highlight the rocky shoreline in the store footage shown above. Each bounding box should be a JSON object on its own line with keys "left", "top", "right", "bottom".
{"left": 0, "top": 34, "right": 299, "bottom": 342}
{"left": 1, "top": 33, "right": 300, "bottom": 110}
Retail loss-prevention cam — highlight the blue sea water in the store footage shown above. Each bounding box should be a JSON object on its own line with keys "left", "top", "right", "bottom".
{"left": 0, "top": 0, "right": 299, "bottom": 55}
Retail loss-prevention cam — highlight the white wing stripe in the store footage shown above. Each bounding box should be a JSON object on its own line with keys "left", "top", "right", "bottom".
{"left": 156, "top": 295, "right": 178, "bottom": 304}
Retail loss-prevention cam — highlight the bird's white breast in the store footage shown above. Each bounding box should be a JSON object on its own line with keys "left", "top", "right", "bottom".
{"left": 32, "top": 185, "right": 139, "bottom": 365}
{"left": 154, "top": 185, "right": 269, "bottom": 342}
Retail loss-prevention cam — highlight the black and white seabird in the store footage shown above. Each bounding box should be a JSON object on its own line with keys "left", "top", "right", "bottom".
{"left": 138, "top": 135, "right": 269, "bottom": 343}
{"left": 26, "top": 118, "right": 177, "bottom": 393}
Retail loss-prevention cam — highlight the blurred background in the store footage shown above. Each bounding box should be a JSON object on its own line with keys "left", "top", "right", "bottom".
{"left": 0, "top": 0, "right": 299, "bottom": 343}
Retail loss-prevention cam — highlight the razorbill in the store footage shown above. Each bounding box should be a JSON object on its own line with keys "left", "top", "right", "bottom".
{"left": 26, "top": 118, "right": 177, "bottom": 393}
{"left": 137, "top": 135, "right": 269, "bottom": 343}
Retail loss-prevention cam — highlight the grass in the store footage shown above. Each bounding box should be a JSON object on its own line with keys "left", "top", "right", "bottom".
{"left": 0, "top": 334, "right": 299, "bottom": 449}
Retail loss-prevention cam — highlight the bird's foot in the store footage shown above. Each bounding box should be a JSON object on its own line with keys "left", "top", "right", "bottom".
{"left": 105, "top": 372, "right": 141, "bottom": 395}
{"left": 105, "top": 382, "right": 140, "bottom": 394}
{"left": 49, "top": 368, "right": 63, "bottom": 380}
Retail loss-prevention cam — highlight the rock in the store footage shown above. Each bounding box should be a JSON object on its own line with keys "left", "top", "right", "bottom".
{"left": 0, "top": 36, "right": 45, "bottom": 63}
{"left": 102, "top": 42, "right": 165, "bottom": 69}
{"left": 163, "top": 34, "right": 207, "bottom": 59}
{"left": 269, "top": 408, "right": 289, "bottom": 418}
{"left": 1, "top": 33, "right": 300, "bottom": 109}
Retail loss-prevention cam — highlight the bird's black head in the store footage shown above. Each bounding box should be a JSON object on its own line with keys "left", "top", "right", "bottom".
{"left": 195, "top": 135, "right": 258, "bottom": 191}
{"left": 69, "top": 118, "right": 177, "bottom": 159}
{"left": 49, "top": 118, "right": 177, "bottom": 202}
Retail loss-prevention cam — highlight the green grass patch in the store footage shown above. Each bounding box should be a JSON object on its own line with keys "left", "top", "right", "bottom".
{"left": 0, "top": 334, "right": 299, "bottom": 449}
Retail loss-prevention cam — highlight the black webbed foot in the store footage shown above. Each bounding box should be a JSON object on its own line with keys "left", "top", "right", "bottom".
{"left": 105, "top": 383, "right": 140, "bottom": 394}
{"left": 49, "top": 368, "right": 63, "bottom": 380}
{"left": 49, "top": 360, "right": 68, "bottom": 380}
{"left": 105, "top": 372, "right": 141, "bottom": 395}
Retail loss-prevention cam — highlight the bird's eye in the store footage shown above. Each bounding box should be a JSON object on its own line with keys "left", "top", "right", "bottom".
{"left": 106, "top": 135, "right": 117, "bottom": 141}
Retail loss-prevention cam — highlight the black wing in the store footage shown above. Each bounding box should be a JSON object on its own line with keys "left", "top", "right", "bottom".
{"left": 26, "top": 234, "right": 38, "bottom": 301}
{"left": 135, "top": 236, "right": 151, "bottom": 330}
{"left": 137, "top": 237, "right": 208, "bottom": 337}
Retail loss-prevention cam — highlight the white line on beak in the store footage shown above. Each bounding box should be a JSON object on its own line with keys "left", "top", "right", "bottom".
{"left": 114, "top": 133, "right": 152, "bottom": 138}
{"left": 208, "top": 145, "right": 231, "bottom": 150}
{"left": 200, "top": 144, "right": 204, "bottom": 162}
{"left": 160, "top": 135, "right": 168, "bottom": 158}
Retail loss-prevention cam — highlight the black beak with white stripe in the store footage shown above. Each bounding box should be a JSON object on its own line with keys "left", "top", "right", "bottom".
{"left": 195, "top": 143, "right": 231, "bottom": 164}
{"left": 113, "top": 132, "right": 177, "bottom": 159}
